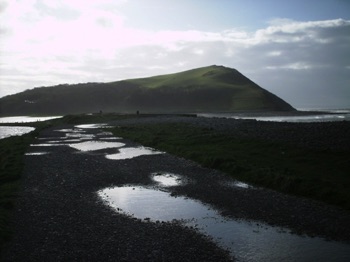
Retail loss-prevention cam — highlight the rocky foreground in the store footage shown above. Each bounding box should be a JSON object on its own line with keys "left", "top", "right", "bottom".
{"left": 2, "top": 115, "right": 350, "bottom": 261}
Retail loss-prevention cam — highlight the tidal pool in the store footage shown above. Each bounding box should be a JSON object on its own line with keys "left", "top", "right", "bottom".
{"left": 98, "top": 186, "right": 350, "bottom": 261}
{"left": 106, "top": 147, "right": 163, "bottom": 160}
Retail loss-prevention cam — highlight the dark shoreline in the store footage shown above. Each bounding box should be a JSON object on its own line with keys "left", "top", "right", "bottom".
{"left": 1, "top": 108, "right": 349, "bottom": 119}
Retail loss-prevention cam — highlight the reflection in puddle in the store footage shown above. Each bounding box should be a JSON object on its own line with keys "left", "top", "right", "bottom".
{"left": 68, "top": 141, "right": 125, "bottom": 151}
{"left": 44, "top": 140, "right": 68, "bottom": 144}
{"left": 25, "top": 152, "right": 49, "bottom": 156}
{"left": 152, "top": 172, "right": 182, "bottom": 187}
{"left": 98, "top": 186, "right": 350, "bottom": 261}
{"left": 65, "top": 133, "right": 95, "bottom": 140}
{"left": 76, "top": 124, "right": 111, "bottom": 129}
{"left": 55, "top": 128, "right": 95, "bottom": 140}
{"left": 97, "top": 132, "right": 114, "bottom": 136}
{"left": 60, "top": 139, "right": 83, "bottom": 143}
{"left": 100, "top": 137, "right": 122, "bottom": 141}
{"left": 106, "top": 147, "right": 163, "bottom": 160}
{"left": 56, "top": 128, "right": 85, "bottom": 133}
{"left": 225, "top": 181, "right": 253, "bottom": 189}
{"left": 233, "top": 181, "right": 250, "bottom": 189}
{"left": 31, "top": 144, "right": 64, "bottom": 147}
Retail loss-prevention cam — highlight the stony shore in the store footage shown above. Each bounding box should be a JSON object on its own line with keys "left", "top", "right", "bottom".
{"left": 2, "top": 115, "right": 350, "bottom": 261}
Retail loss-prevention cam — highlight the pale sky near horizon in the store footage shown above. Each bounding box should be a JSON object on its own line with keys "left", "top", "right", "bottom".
{"left": 0, "top": 0, "right": 349, "bottom": 109}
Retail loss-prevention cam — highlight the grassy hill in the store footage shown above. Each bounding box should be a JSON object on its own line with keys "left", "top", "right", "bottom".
{"left": 0, "top": 65, "right": 295, "bottom": 116}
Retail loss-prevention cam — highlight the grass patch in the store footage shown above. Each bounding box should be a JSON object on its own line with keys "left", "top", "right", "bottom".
{"left": 111, "top": 123, "right": 350, "bottom": 210}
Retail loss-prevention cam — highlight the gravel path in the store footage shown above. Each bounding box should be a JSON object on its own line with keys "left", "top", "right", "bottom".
{"left": 2, "top": 115, "right": 350, "bottom": 261}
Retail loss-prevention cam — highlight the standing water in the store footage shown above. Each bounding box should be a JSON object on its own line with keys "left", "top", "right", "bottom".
{"left": 0, "top": 116, "right": 61, "bottom": 139}
{"left": 98, "top": 183, "right": 350, "bottom": 262}
{"left": 0, "top": 126, "right": 35, "bottom": 139}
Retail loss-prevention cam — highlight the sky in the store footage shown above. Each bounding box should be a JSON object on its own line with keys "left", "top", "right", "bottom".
{"left": 0, "top": 0, "right": 350, "bottom": 109}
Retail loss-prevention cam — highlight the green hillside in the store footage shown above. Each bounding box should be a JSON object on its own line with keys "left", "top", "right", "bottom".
{"left": 127, "top": 65, "right": 249, "bottom": 88}
{"left": 0, "top": 65, "right": 295, "bottom": 116}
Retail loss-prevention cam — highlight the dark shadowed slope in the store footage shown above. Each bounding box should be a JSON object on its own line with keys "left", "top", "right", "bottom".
{"left": 0, "top": 65, "right": 295, "bottom": 116}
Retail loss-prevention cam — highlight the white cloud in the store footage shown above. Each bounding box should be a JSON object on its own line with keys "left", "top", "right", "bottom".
{"left": 0, "top": 0, "right": 349, "bottom": 108}
{"left": 265, "top": 62, "right": 312, "bottom": 70}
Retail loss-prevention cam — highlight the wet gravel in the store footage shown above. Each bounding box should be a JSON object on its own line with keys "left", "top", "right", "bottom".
{"left": 2, "top": 115, "right": 350, "bottom": 261}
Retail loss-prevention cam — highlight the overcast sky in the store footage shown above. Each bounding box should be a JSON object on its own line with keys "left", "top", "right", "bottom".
{"left": 1, "top": 0, "right": 349, "bottom": 109}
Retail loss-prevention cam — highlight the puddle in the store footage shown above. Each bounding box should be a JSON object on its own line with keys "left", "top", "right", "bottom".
{"left": 106, "top": 147, "right": 163, "bottom": 160}
{"left": 68, "top": 141, "right": 125, "bottom": 151}
{"left": 59, "top": 139, "right": 84, "bottom": 143}
{"left": 98, "top": 186, "right": 350, "bottom": 261}
{"left": 65, "top": 133, "right": 95, "bottom": 139}
{"left": 233, "top": 181, "right": 250, "bottom": 189}
{"left": 75, "top": 124, "right": 112, "bottom": 129}
{"left": 31, "top": 143, "right": 64, "bottom": 147}
{"left": 38, "top": 137, "right": 60, "bottom": 140}
{"left": 97, "top": 132, "right": 114, "bottom": 136}
{"left": 55, "top": 128, "right": 95, "bottom": 140}
{"left": 100, "top": 137, "right": 123, "bottom": 141}
{"left": 224, "top": 180, "right": 254, "bottom": 189}
{"left": 25, "top": 152, "right": 49, "bottom": 156}
{"left": 56, "top": 128, "right": 85, "bottom": 133}
{"left": 152, "top": 172, "right": 182, "bottom": 187}
{"left": 44, "top": 140, "right": 69, "bottom": 144}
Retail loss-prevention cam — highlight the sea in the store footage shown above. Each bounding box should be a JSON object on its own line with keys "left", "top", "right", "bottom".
{"left": 0, "top": 116, "right": 62, "bottom": 139}
{"left": 1, "top": 110, "right": 350, "bottom": 139}
{"left": 198, "top": 109, "right": 350, "bottom": 123}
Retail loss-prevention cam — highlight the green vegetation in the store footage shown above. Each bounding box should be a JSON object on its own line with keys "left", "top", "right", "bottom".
{"left": 127, "top": 65, "right": 244, "bottom": 88}
{"left": 111, "top": 123, "right": 350, "bottom": 210}
{"left": 0, "top": 65, "right": 294, "bottom": 116}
